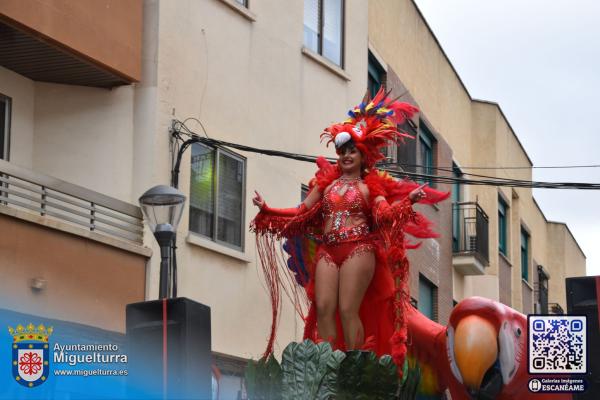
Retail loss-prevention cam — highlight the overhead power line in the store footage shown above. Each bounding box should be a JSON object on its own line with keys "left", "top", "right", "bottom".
{"left": 413, "top": 164, "right": 600, "bottom": 170}
{"left": 171, "top": 121, "right": 600, "bottom": 190}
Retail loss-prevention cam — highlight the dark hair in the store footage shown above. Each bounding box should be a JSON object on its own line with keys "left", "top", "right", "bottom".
{"left": 335, "top": 139, "right": 357, "bottom": 154}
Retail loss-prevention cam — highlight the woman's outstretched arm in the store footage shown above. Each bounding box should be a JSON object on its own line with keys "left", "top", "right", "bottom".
{"left": 252, "top": 187, "right": 322, "bottom": 216}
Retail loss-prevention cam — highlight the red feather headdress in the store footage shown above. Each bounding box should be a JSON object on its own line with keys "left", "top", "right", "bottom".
{"left": 320, "top": 87, "right": 418, "bottom": 168}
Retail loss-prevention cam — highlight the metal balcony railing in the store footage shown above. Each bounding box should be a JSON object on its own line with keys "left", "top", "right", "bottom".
{"left": 452, "top": 201, "right": 489, "bottom": 265}
{"left": 0, "top": 159, "right": 143, "bottom": 243}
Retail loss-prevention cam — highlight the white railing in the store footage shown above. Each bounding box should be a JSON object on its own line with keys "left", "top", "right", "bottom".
{"left": 0, "top": 159, "right": 143, "bottom": 243}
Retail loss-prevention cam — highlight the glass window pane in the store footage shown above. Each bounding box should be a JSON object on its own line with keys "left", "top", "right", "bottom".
{"left": 452, "top": 167, "right": 462, "bottom": 252}
{"left": 217, "top": 373, "right": 245, "bottom": 400}
{"left": 418, "top": 277, "right": 434, "bottom": 320}
{"left": 498, "top": 198, "right": 507, "bottom": 255}
{"left": 303, "top": 0, "right": 320, "bottom": 53}
{"left": 189, "top": 143, "right": 215, "bottom": 238}
{"left": 322, "top": 0, "right": 342, "bottom": 65}
{"left": 368, "top": 52, "right": 384, "bottom": 99}
{"left": 521, "top": 229, "right": 529, "bottom": 280}
{"left": 419, "top": 134, "right": 432, "bottom": 185}
{"left": 217, "top": 152, "right": 244, "bottom": 248}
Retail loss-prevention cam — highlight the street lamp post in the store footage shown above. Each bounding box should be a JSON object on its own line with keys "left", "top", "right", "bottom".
{"left": 139, "top": 185, "right": 186, "bottom": 299}
{"left": 129, "top": 184, "right": 210, "bottom": 399}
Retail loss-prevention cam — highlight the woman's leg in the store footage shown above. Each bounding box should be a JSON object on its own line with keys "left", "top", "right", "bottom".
{"left": 315, "top": 256, "right": 340, "bottom": 343}
{"left": 338, "top": 249, "right": 376, "bottom": 350}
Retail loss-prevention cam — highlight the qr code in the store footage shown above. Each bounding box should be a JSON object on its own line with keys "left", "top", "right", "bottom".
{"left": 528, "top": 315, "right": 586, "bottom": 374}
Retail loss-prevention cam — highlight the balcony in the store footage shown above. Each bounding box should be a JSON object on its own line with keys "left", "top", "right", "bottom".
{"left": 0, "top": 1, "right": 141, "bottom": 88}
{"left": 0, "top": 159, "right": 149, "bottom": 332}
{"left": 0, "top": 159, "right": 144, "bottom": 245}
{"left": 452, "top": 201, "right": 489, "bottom": 275}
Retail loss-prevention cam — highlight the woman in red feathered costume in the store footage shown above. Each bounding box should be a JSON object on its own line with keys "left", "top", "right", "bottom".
{"left": 250, "top": 88, "right": 449, "bottom": 374}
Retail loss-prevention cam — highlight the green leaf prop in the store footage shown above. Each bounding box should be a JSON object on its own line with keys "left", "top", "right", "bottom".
{"left": 281, "top": 339, "right": 346, "bottom": 400}
{"left": 245, "top": 341, "right": 421, "bottom": 400}
{"left": 245, "top": 354, "right": 282, "bottom": 400}
{"left": 337, "top": 350, "right": 399, "bottom": 400}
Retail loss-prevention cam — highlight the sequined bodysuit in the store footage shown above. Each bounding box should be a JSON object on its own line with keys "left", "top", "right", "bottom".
{"left": 317, "top": 178, "right": 375, "bottom": 267}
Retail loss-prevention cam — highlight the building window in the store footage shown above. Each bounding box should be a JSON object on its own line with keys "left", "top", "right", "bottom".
{"left": 418, "top": 275, "right": 437, "bottom": 321}
{"left": 368, "top": 52, "right": 394, "bottom": 163}
{"left": 410, "top": 297, "right": 418, "bottom": 308}
{"left": 397, "top": 120, "right": 417, "bottom": 172}
{"left": 498, "top": 196, "right": 508, "bottom": 256}
{"left": 303, "top": 0, "right": 344, "bottom": 67}
{"left": 521, "top": 227, "right": 530, "bottom": 281}
{"left": 368, "top": 51, "right": 385, "bottom": 99}
{"left": 418, "top": 122, "right": 435, "bottom": 186}
{"left": 189, "top": 143, "right": 246, "bottom": 250}
{"left": 451, "top": 164, "right": 463, "bottom": 252}
{"left": 233, "top": 0, "right": 248, "bottom": 7}
{"left": 213, "top": 353, "right": 249, "bottom": 400}
{"left": 0, "top": 94, "right": 11, "bottom": 160}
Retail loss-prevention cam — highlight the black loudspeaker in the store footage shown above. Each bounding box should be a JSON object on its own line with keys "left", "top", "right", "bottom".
{"left": 566, "top": 276, "right": 600, "bottom": 399}
{"left": 126, "top": 297, "right": 211, "bottom": 399}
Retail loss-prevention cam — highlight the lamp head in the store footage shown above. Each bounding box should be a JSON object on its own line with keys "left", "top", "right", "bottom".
{"left": 139, "top": 185, "right": 186, "bottom": 234}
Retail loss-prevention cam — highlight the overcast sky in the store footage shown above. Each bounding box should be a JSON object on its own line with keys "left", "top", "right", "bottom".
{"left": 413, "top": 0, "right": 600, "bottom": 276}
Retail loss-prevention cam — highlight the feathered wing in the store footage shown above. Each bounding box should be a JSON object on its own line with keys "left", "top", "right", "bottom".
{"left": 365, "top": 168, "right": 450, "bottom": 377}
{"left": 405, "top": 305, "right": 452, "bottom": 397}
{"left": 365, "top": 169, "right": 450, "bottom": 245}
{"left": 282, "top": 235, "right": 317, "bottom": 287}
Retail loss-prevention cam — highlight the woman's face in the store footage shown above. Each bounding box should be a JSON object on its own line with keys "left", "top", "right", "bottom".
{"left": 336, "top": 143, "right": 362, "bottom": 173}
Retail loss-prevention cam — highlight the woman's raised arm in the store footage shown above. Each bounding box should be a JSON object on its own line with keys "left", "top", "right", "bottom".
{"left": 252, "top": 186, "right": 321, "bottom": 216}
{"left": 302, "top": 186, "right": 322, "bottom": 210}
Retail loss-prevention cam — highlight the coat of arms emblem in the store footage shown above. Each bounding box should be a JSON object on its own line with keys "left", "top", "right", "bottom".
{"left": 8, "top": 323, "right": 52, "bottom": 388}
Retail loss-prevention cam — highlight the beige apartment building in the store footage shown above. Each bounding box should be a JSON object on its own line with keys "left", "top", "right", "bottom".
{"left": 369, "top": 0, "right": 586, "bottom": 315}
{"left": 1, "top": 0, "right": 369, "bottom": 396}
{"left": 0, "top": 0, "right": 586, "bottom": 397}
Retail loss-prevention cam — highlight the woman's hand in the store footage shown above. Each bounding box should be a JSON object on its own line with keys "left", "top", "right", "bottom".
{"left": 252, "top": 190, "right": 266, "bottom": 209}
{"left": 408, "top": 184, "right": 427, "bottom": 204}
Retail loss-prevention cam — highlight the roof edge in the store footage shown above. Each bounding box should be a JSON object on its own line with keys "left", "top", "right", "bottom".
{"left": 472, "top": 99, "right": 534, "bottom": 166}
{"left": 547, "top": 220, "right": 587, "bottom": 259}
{"left": 410, "top": 0, "right": 473, "bottom": 100}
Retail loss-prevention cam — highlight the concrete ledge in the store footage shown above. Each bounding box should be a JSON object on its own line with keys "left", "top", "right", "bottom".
{"left": 453, "top": 253, "right": 486, "bottom": 276}
{"left": 500, "top": 251, "right": 512, "bottom": 266}
{"left": 301, "top": 46, "right": 350, "bottom": 81}
{"left": 186, "top": 233, "right": 252, "bottom": 263}
{"left": 217, "top": 0, "right": 256, "bottom": 22}
{"left": 0, "top": 204, "right": 152, "bottom": 257}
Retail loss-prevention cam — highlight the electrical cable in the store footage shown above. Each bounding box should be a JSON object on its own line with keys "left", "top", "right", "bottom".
{"left": 170, "top": 119, "right": 600, "bottom": 190}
